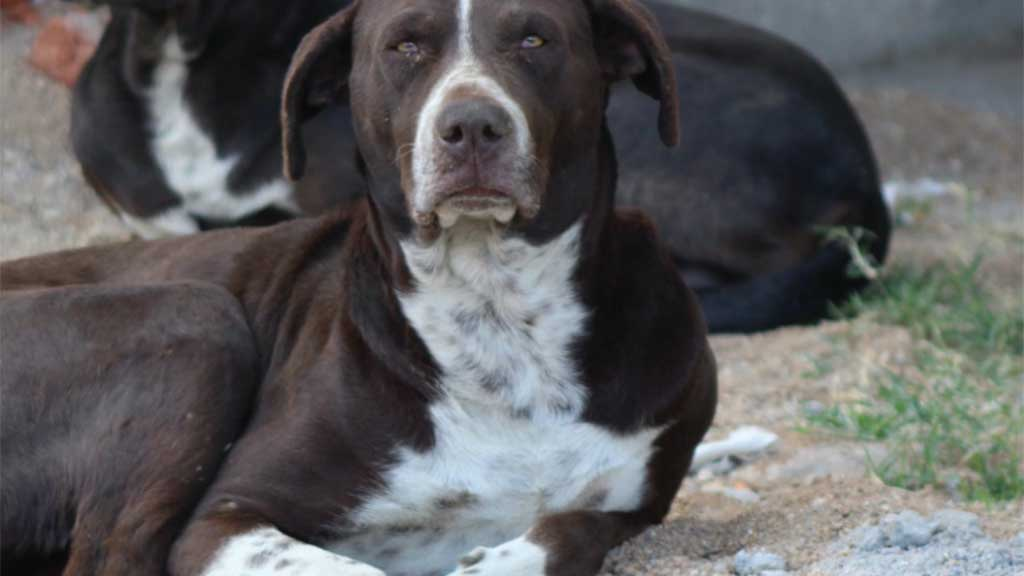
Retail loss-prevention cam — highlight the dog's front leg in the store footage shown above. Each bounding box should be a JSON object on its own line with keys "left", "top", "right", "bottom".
{"left": 173, "top": 524, "right": 384, "bottom": 576}
{"left": 448, "top": 511, "right": 648, "bottom": 576}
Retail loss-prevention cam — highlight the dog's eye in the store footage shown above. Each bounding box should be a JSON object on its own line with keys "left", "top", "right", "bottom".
{"left": 395, "top": 41, "right": 421, "bottom": 57}
{"left": 520, "top": 34, "right": 545, "bottom": 49}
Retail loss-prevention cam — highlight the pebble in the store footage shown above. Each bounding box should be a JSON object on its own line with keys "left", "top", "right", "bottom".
{"left": 931, "top": 509, "right": 982, "bottom": 535}
{"left": 702, "top": 481, "right": 761, "bottom": 503}
{"left": 733, "top": 549, "right": 787, "bottom": 575}
{"left": 801, "top": 400, "right": 827, "bottom": 417}
{"left": 879, "top": 511, "right": 938, "bottom": 549}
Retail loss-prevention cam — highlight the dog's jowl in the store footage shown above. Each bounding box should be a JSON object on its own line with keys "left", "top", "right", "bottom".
{"left": 1, "top": 1, "right": 716, "bottom": 575}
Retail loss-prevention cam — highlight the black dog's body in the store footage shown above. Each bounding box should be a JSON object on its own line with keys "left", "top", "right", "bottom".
{"left": 71, "top": 0, "right": 359, "bottom": 231}
{"left": 69, "top": 0, "right": 890, "bottom": 333}
{"left": 613, "top": 4, "right": 891, "bottom": 330}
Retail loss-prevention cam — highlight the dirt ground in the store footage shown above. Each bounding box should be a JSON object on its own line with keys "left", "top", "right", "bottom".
{"left": 2, "top": 5, "right": 1022, "bottom": 576}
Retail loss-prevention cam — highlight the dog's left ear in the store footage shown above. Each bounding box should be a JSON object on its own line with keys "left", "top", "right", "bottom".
{"left": 175, "top": 0, "right": 230, "bottom": 56}
{"left": 592, "top": 0, "right": 680, "bottom": 147}
{"left": 281, "top": 2, "right": 359, "bottom": 181}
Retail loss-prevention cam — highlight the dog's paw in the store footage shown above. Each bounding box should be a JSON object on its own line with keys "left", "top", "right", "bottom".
{"left": 447, "top": 537, "right": 547, "bottom": 575}
{"left": 202, "top": 527, "right": 385, "bottom": 576}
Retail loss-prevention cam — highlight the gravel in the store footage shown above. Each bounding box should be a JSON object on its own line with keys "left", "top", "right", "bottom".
{"left": 810, "top": 510, "right": 1024, "bottom": 576}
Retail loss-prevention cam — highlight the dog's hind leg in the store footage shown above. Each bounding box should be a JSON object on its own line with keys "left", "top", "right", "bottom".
{"left": 1, "top": 283, "right": 260, "bottom": 575}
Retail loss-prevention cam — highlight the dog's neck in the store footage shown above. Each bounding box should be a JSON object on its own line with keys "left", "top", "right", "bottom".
{"left": 346, "top": 126, "right": 620, "bottom": 411}
{"left": 396, "top": 218, "right": 589, "bottom": 418}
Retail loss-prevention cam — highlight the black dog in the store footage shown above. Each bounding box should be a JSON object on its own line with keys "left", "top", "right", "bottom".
{"left": 69, "top": 0, "right": 890, "bottom": 332}
{"left": 4, "top": 0, "right": 714, "bottom": 574}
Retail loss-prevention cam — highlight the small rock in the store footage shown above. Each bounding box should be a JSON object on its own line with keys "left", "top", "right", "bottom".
{"left": 703, "top": 481, "right": 761, "bottom": 504}
{"left": 801, "top": 400, "right": 826, "bottom": 417}
{"left": 704, "top": 454, "right": 743, "bottom": 476}
{"left": 734, "top": 549, "right": 786, "bottom": 575}
{"left": 692, "top": 426, "right": 779, "bottom": 471}
{"left": 856, "top": 526, "right": 887, "bottom": 552}
{"left": 931, "top": 509, "right": 981, "bottom": 535}
{"left": 879, "top": 511, "right": 938, "bottom": 549}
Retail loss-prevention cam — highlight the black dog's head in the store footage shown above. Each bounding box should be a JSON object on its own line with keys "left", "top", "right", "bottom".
{"left": 283, "top": 0, "right": 679, "bottom": 244}
{"left": 76, "top": 0, "right": 343, "bottom": 94}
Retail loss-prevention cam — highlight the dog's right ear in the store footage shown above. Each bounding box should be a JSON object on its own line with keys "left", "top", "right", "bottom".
{"left": 282, "top": 2, "right": 359, "bottom": 182}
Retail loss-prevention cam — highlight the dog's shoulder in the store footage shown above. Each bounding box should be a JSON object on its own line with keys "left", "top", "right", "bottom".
{"left": 579, "top": 209, "right": 711, "bottom": 431}
{"left": 599, "top": 207, "right": 704, "bottom": 325}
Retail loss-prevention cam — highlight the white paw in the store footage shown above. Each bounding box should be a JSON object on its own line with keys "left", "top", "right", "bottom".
{"left": 448, "top": 537, "right": 547, "bottom": 575}
{"left": 202, "top": 527, "right": 385, "bottom": 576}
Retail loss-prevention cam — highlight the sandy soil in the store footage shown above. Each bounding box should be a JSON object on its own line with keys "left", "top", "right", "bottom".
{"left": 1, "top": 6, "right": 1021, "bottom": 575}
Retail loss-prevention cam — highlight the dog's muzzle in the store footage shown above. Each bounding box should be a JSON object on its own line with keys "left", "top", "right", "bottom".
{"left": 413, "top": 96, "right": 539, "bottom": 230}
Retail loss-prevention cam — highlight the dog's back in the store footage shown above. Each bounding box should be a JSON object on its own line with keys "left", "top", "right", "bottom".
{"left": 1, "top": 281, "right": 260, "bottom": 574}
{"left": 613, "top": 3, "right": 891, "bottom": 331}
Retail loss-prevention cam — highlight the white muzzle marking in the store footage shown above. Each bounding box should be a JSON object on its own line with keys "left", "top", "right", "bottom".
{"left": 410, "top": 0, "right": 533, "bottom": 224}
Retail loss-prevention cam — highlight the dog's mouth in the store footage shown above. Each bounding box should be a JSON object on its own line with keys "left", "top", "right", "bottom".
{"left": 434, "top": 187, "right": 517, "bottom": 228}
{"left": 410, "top": 165, "right": 543, "bottom": 236}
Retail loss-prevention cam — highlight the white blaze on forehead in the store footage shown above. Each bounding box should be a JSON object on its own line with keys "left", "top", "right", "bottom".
{"left": 458, "top": 0, "right": 473, "bottom": 51}
{"left": 411, "top": 0, "right": 533, "bottom": 216}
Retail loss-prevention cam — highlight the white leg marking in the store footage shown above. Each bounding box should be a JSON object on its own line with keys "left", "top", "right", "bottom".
{"left": 447, "top": 536, "right": 547, "bottom": 576}
{"left": 411, "top": 0, "right": 533, "bottom": 215}
{"left": 202, "top": 527, "right": 385, "bottom": 576}
{"left": 119, "top": 206, "right": 199, "bottom": 238}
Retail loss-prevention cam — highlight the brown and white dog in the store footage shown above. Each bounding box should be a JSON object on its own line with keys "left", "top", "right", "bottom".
{"left": 1, "top": 1, "right": 716, "bottom": 574}
{"left": 68, "top": 0, "right": 891, "bottom": 334}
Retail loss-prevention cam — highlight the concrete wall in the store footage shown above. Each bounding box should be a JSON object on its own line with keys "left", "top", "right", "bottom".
{"left": 666, "top": 0, "right": 1023, "bottom": 70}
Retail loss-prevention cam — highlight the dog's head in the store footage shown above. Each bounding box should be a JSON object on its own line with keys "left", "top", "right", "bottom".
{"left": 83, "top": 0, "right": 342, "bottom": 93}
{"left": 283, "top": 0, "right": 678, "bottom": 243}
{"left": 79, "top": 0, "right": 229, "bottom": 87}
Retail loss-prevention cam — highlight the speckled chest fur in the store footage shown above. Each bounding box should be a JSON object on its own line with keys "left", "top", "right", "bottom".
{"left": 324, "top": 221, "right": 662, "bottom": 576}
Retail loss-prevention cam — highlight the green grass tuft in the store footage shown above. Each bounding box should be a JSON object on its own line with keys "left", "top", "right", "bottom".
{"left": 806, "top": 258, "right": 1024, "bottom": 502}
{"left": 840, "top": 256, "right": 1022, "bottom": 361}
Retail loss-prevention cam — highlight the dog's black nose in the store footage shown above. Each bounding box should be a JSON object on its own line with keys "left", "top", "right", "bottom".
{"left": 437, "top": 99, "right": 513, "bottom": 160}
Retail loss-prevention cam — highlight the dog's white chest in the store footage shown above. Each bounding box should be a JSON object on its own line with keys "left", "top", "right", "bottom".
{"left": 326, "top": 223, "right": 660, "bottom": 575}
{"left": 331, "top": 405, "right": 659, "bottom": 576}
{"left": 145, "top": 36, "right": 295, "bottom": 224}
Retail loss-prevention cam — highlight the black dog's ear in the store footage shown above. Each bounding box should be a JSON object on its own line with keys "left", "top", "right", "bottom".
{"left": 175, "top": 0, "right": 230, "bottom": 56}
{"left": 120, "top": 8, "right": 168, "bottom": 94}
{"left": 117, "top": 0, "right": 228, "bottom": 93}
{"left": 592, "top": 0, "right": 680, "bottom": 147}
{"left": 281, "top": 2, "right": 359, "bottom": 182}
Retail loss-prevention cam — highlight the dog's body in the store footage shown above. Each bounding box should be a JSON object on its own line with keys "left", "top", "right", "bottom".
{"left": 70, "top": 0, "right": 890, "bottom": 333}
{"left": 3, "top": 1, "right": 715, "bottom": 574}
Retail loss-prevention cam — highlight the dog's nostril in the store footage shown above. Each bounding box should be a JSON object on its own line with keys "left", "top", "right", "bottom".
{"left": 482, "top": 124, "right": 503, "bottom": 143}
{"left": 442, "top": 126, "right": 464, "bottom": 145}
{"left": 438, "top": 100, "right": 512, "bottom": 152}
